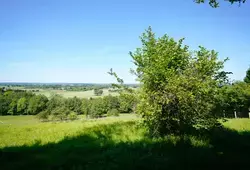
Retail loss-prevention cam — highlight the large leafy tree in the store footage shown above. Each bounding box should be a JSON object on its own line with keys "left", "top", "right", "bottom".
{"left": 129, "top": 27, "right": 228, "bottom": 135}
{"left": 27, "top": 95, "right": 48, "bottom": 115}
{"left": 244, "top": 68, "right": 250, "bottom": 84}
{"left": 66, "top": 97, "right": 83, "bottom": 114}
{"left": 214, "top": 82, "right": 250, "bottom": 118}
{"left": 89, "top": 98, "right": 107, "bottom": 118}
{"left": 94, "top": 88, "right": 103, "bottom": 96}
{"left": 17, "top": 97, "right": 28, "bottom": 114}
{"left": 103, "top": 95, "right": 120, "bottom": 112}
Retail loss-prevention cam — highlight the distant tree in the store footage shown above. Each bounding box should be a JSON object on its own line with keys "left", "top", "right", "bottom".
{"left": 27, "top": 95, "right": 48, "bottom": 115}
{"left": 89, "top": 98, "right": 106, "bottom": 118}
{"left": 103, "top": 95, "right": 120, "bottom": 112}
{"left": 244, "top": 68, "right": 250, "bottom": 84}
{"left": 223, "top": 82, "right": 250, "bottom": 118}
{"left": 7, "top": 100, "right": 17, "bottom": 115}
{"left": 66, "top": 97, "right": 82, "bottom": 114}
{"left": 51, "top": 106, "right": 70, "bottom": 121}
{"left": 107, "top": 108, "right": 120, "bottom": 117}
{"left": 195, "top": 0, "right": 246, "bottom": 8}
{"left": 94, "top": 88, "right": 103, "bottom": 96}
{"left": 17, "top": 97, "right": 28, "bottom": 114}
{"left": 68, "top": 111, "right": 78, "bottom": 120}
{"left": 118, "top": 93, "right": 136, "bottom": 113}
{"left": 36, "top": 110, "right": 50, "bottom": 121}
{"left": 46, "top": 94, "right": 65, "bottom": 113}
{"left": 81, "top": 98, "right": 90, "bottom": 116}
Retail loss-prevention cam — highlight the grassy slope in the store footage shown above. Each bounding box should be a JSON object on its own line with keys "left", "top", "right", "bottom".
{"left": 1, "top": 116, "right": 250, "bottom": 170}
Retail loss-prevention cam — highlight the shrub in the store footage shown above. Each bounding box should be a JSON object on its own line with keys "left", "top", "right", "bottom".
{"left": 68, "top": 111, "right": 78, "bottom": 120}
{"left": 89, "top": 98, "right": 106, "bottom": 118}
{"left": 119, "top": 27, "right": 229, "bottom": 136}
{"left": 107, "top": 108, "right": 119, "bottom": 117}
{"left": 36, "top": 110, "right": 49, "bottom": 121}
{"left": 118, "top": 93, "right": 136, "bottom": 113}
{"left": 103, "top": 95, "right": 120, "bottom": 112}
{"left": 51, "top": 107, "right": 70, "bottom": 121}
{"left": 94, "top": 88, "right": 103, "bottom": 96}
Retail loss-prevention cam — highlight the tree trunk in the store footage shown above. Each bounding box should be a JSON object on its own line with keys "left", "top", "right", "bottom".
{"left": 234, "top": 110, "right": 237, "bottom": 119}
{"left": 248, "top": 108, "right": 250, "bottom": 119}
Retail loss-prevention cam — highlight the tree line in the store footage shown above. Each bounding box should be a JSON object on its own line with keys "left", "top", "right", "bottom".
{"left": 0, "top": 83, "right": 139, "bottom": 92}
{"left": 0, "top": 88, "right": 136, "bottom": 121}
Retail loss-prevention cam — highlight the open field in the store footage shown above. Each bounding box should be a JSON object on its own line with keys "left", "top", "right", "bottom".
{"left": 1, "top": 116, "right": 250, "bottom": 170}
{"left": 35, "top": 88, "right": 118, "bottom": 98}
{"left": 1, "top": 86, "right": 119, "bottom": 98}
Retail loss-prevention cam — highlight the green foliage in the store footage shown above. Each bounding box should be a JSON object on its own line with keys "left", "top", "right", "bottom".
{"left": 36, "top": 110, "right": 49, "bottom": 121}
{"left": 66, "top": 97, "right": 82, "bottom": 114}
{"left": 81, "top": 98, "right": 90, "bottom": 115}
{"left": 107, "top": 108, "right": 120, "bottom": 117}
{"left": 46, "top": 94, "right": 65, "bottom": 113}
{"left": 17, "top": 97, "right": 28, "bottom": 114}
{"left": 119, "top": 93, "right": 136, "bottom": 113}
{"left": 68, "top": 111, "right": 78, "bottom": 120}
{"left": 51, "top": 106, "right": 70, "bottom": 121}
{"left": 215, "top": 82, "right": 250, "bottom": 118}
{"left": 130, "top": 27, "right": 229, "bottom": 135}
{"left": 27, "top": 95, "right": 48, "bottom": 115}
{"left": 0, "top": 95, "right": 10, "bottom": 115}
{"left": 89, "top": 98, "right": 106, "bottom": 118}
{"left": 0, "top": 90, "right": 35, "bottom": 115}
{"left": 94, "top": 88, "right": 103, "bottom": 96}
{"left": 103, "top": 95, "right": 120, "bottom": 111}
{"left": 244, "top": 67, "right": 250, "bottom": 84}
{"left": 7, "top": 100, "right": 17, "bottom": 115}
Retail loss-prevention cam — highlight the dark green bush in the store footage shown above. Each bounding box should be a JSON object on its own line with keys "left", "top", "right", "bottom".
{"left": 107, "top": 109, "right": 119, "bottom": 117}
{"left": 36, "top": 110, "right": 49, "bottom": 121}
{"left": 51, "top": 107, "right": 70, "bottom": 121}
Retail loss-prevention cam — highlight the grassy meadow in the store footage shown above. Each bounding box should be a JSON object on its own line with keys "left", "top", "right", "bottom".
{"left": 1, "top": 115, "right": 250, "bottom": 170}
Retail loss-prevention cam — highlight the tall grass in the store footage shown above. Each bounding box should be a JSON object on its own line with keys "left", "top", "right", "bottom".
{"left": 1, "top": 116, "right": 250, "bottom": 170}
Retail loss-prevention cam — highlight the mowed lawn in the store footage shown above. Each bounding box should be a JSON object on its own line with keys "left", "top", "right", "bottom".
{"left": 1, "top": 116, "right": 250, "bottom": 170}
{"left": 34, "top": 88, "right": 119, "bottom": 98}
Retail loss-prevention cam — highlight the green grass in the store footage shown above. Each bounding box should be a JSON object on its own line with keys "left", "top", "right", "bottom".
{"left": 34, "top": 88, "right": 119, "bottom": 98}
{"left": 1, "top": 116, "right": 250, "bottom": 170}
{"left": 223, "top": 118, "right": 250, "bottom": 131}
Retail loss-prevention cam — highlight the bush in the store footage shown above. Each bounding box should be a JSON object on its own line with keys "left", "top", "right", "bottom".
{"left": 94, "top": 88, "right": 103, "bottom": 96}
{"left": 103, "top": 95, "right": 120, "bottom": 112}
{"left": 51, "top": 107, "right": 70, "bottom": 121}
{"left": 107, "top": 109, "right": 120, "bottom": 117}
{"left": 89, "top": 98, "right": 106, "bottom": 118}
{"left": 127, "top": 27, "right": 228, "bottom": 136}
{"left": 65, "top": 97, "right": 82, "bottom": 114}
{"left": 118, "top": 93, "right": 136, "bottom": 113}
{"left": 36, "top": 110, "right": 49, "bottom": 121}
{"left": 68, "top": 111, "right": 78, "bottom": 120}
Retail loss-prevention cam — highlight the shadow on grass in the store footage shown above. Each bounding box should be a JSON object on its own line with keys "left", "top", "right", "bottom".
{"left": 1, "top": 121, "right": 250, "bottom": 170}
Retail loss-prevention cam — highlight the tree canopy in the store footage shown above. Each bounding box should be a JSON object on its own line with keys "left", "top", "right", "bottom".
{"left": 124, "top": 27, "right": 230, "bottom": 135}
{"left": 244, "top": 68, "right": 250, "bottom": 84}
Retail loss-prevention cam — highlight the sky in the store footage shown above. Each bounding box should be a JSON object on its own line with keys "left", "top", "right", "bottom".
{"left": 0, "top": 0, "right": 249, "bottom": 83}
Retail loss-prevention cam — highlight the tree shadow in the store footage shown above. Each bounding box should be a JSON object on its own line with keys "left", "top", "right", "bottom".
{"left": 1, "top": 122, "right": 250, "bottom": 170}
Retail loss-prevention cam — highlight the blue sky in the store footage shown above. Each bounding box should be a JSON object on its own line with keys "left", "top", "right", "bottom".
{"left": 0, "top": 0, "right": 249, "bottom": 83}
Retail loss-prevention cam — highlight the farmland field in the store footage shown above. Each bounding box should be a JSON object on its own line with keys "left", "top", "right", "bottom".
{"left": 34, "top": 88, "right": 118, "bottom": 98}
{"left": 1, "top": 116, "right": 250, "bottom": 170}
